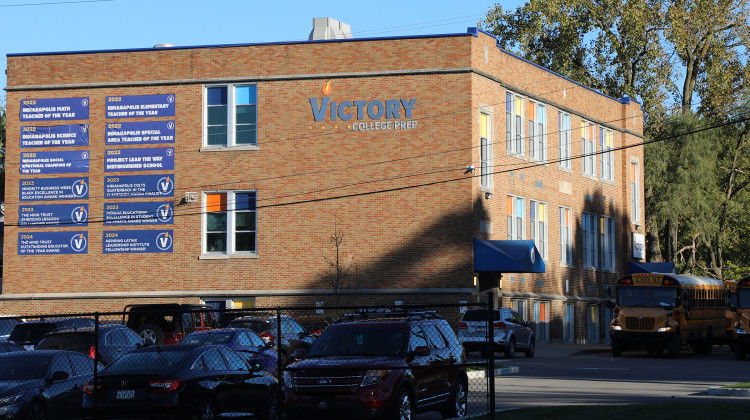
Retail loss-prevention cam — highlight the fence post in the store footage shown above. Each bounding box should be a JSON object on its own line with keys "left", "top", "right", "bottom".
{"left": 276, "top": 307, "right": 283, "bottom": 420}
{"left": 487, "top": 292, "right": 496, "bottom": 416}
{"left": 94, "top": 312, "right": 99, "bottom": 419}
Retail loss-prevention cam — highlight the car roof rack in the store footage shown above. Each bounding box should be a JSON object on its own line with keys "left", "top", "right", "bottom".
{"left": 333, "top": 309, "right": 444, "bottom": 323}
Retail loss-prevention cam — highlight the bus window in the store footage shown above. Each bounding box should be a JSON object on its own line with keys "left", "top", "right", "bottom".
{"left": 617, "top": 287, "right": 678, "bottom": 307}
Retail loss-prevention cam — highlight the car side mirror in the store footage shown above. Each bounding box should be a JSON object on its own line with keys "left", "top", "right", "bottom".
{"left": 48, "top": 371, "right": 69, "bottom": 382}
{"left": 250, "top": 362, "right": 262, "bottom": 373}
{"left": 265, "top": 341, "right": 274, "bottom": 349}
{"left": 411, "top": 346, "right": 430, "bottom": 356}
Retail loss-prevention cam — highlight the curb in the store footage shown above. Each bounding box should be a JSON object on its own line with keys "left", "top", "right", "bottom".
{"left": 707, "top": 387, "right": 750, "bottom": 397}
{"left": 467, "top": 366, "right": 519, "bottom": 379}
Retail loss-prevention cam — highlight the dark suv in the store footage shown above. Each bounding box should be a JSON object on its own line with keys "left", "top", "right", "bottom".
{"left": 8, "top": 317, "right": 97, "bottom": 350}
{"left": 283, "top": 311, "right": 467, "bottom": 420}
{"left": 227, "top": 313, "right": 317, "bottom": 365}
{"left": 36, "top": 324, "right": 146, "bottom": 365}
{"left": 123, "top": 304, "right": 217, "bottom": 345}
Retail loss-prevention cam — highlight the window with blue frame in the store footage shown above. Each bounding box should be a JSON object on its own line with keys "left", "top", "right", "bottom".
{"left": 205, "top": 84, "right": 257, "bottom": 147}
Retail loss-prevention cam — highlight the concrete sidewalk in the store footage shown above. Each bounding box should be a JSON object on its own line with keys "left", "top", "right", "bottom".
{"left": 533, "top": 343, "right": 612, "bottom": 358}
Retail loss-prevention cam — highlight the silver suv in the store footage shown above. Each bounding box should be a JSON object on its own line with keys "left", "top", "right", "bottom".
{"left": 457, "top": 308, "right": 535, "bottom": 358}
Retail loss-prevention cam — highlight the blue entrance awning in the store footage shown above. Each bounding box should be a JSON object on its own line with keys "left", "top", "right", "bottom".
{"left": 628, "top": 261, "right": 676, "bottom": 275}
{"left": 473, "top": 239, "right": 546, "bottom": 273}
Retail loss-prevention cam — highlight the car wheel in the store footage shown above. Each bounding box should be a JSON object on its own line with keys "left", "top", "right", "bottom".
{"left": 504, "top": 337, "right": 515, "bottom": 359}
{"left": 441, "top": 378, "right": 467, "bottom": 418}
{"left": 611, "top": 339, "right": 623, "bottom": 357}
{"left": 392, "top": 386, "right": 413, "bottom": 420}
{"left": 735, "top": 343, "right": 746, "bottom": 361}
{"left": 524, "top": 338, "right": 535, "bottom": 358}
{"left": 198, "top": 397, "right": 216, "bottom": 420}
{"left": 136, "top": 323, "right": 165, "bottom": 345}
{"left": 27, "top": 400, "right": 47, "bottom": 420}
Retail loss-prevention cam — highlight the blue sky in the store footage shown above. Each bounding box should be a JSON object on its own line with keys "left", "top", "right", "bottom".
{"left": 1, "top": 0, "right": 525, "bottom": 103}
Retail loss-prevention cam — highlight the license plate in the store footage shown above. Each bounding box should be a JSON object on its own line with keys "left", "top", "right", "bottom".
{"left": 116, "top": 390, "right": 135, "bottom": 400}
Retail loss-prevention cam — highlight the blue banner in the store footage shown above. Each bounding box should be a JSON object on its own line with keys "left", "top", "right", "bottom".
{"left": 20, "top": 97, "right": 90, "bottom": 121}
{"left": 20, "top": 150, "right": 90, "bottom": 175}
{"left": 104, "top": 202, "right": 174, "bottom": 225}
{"left": 103, "top": 230, "right": 173, "bottom": 253}
{"left": 105, "top": 121, "right": 175, "bottom": 145}
{"left": 19, "top": 204, "right": 89, "bottom": 227}
{"left": 104, "top": 174, "right": 174, "bottom": 198}
{"left": 21, "top": 124, "right": 89, "bottom": 148}
{"left": 18, "top": 231, "right": 88, "bottom": 255}
{"left": 105, "top": 147, "right": 174, "bottom": 172}
{"left": 106, "top": 94, "right": 175, "bottom": 118}
{"left": 20, "top": 177, "right": 89, "bottom": 201}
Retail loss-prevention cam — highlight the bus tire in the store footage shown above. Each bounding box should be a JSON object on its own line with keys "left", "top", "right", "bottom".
{"left": 735, "top": 343, "right": 746, "bottom": 361}
{"left": 667, "top": 331, "right": 681, "bottom": 359}
{"left": 611, "top": 339, "right": 623, "bottom": 357}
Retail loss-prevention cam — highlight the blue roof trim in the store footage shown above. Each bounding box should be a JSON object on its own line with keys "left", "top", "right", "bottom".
{"left": 6, "top": 30, "right": 474, "bottom": 58}
{"left": 475, "top": 28, "right": 642, "bottom": 108}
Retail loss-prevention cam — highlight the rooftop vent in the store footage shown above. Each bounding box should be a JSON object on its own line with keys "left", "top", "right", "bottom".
{"left": 309, "top": 17, "right": 352, "bottom": 41}
{"left": 153, "top": 43, "right": 175, "bottom": 48}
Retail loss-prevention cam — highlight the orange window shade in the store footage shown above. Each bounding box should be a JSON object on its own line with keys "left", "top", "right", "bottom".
{"left": 566, "top": 209, "right": 572, "bottom": 227}
{"left": 507, "top": 196, "right": 514, "bottom": 216}
{"left": 206, "top": 193, "right": 227, "bottom": 212}
{"left": 589, "top": 125, "right": 595, "bottom": 141}
{"left": 631, "top": 163, "right": 638, "bottom": 183}
{"left": 539, "top": 303, "right": 548, "bottom": 322}
{"left": 528, "top": 102, "right": 535, "bottom": 120}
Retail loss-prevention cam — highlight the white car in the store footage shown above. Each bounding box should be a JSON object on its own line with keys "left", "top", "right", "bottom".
{"left": 457, "top": 308, "right": 535, "bottom": 358}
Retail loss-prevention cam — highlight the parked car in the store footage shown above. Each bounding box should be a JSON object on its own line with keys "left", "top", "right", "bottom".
{"left": 0, "top": 342, "right": 25, "bottom": 353}
{"left": 283, "top": 310, "right": 468, "bottom": 420}
{"left": 123, "top": 303, "right": 217, "bottom": 346}
{"left": 179, "top": 328, "right": 278, "bottom": 375}
{"left": 227, "top": 313, "right": 317, "bottom": 365}
{"left": 82, "top": 344, "right": 278, "bottom": 420}
{"left": 36, "top": 324, "right": 146, "bottom": 365}
{"left": 0, "top": 316, "right": 25, "bottom": 341}
{"left": 0, "top": 350, "right": 98, "bottom": 419}
{"left": 8, "top": 317, "right": 97, "bottom": 350}
{"left": 457, "top": 308, "right": 535, "bottom": 358}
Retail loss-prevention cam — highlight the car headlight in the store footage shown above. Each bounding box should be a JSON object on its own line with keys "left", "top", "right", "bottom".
{"left": 282, "top": 371, "right": 294, "bottom": 389}
{"left": 610, "top": 325, "right": 622, "bottom": 331}
{"left": 0, "top": 392, "right": 22, "bottom": 407}
{"left": 736, "top": 328, "right": 747, "bottom": 335}
{"left": 361, "top": 370, "right": 390, "bottom": 387}
{"left": 657, "top": 326, "right": 674, "bottom": 332}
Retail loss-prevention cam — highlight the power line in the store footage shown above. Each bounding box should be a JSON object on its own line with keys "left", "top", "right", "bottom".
{"left": 0, "top": 0, "right": 113, "bottom": 7}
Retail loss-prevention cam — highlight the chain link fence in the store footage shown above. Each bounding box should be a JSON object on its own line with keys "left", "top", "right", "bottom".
{"left": 0, "top": 296, "right": 501, "bottom": 419}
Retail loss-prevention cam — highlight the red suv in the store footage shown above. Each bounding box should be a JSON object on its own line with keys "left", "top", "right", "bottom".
{"left": 123, "top": 304, "right": 216, "bottom": 345}
{"left": 282, "top": 311, "right": 467, "bottom": 419}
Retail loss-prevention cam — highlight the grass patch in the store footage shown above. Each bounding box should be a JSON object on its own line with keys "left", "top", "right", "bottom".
{"left": 722, "top": 382, "right": 750, "bottom": 388}
{"left": 467, "top": 402, "right": 750, "bottom": 419}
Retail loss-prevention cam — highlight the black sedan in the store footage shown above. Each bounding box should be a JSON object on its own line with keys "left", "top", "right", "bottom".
{"left": 82, "top": 344, "right": 278, "bottom": 420}
{"left": 0, "top": 350, "right": 97, "bottom": 420}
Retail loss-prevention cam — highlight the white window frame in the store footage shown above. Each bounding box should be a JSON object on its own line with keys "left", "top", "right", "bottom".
{"left": 480, "top": 110, "right": 493, "bottom": 190}
{"left": 581, "top": 120, "right": 596, "bottom": 178}
{"left": 559, "top": 112, "right": 571, "bottom": 170}
{"left": 203, "top": 83, "right": 258, "bottom": 148}
{"left": 529, "top": 102, "right": 546, "bottom": 162}
{"left": 600, "top": 128, "right": 614, "bottom": 182}
{"left": 560, "top": 206, "right": 573, "bottom": 266}
{"left": 582, "top": 212, "right": 598, "bottom": 269}
{"left": 599, "top": 215, "right": 615, "bottom": 271}
{"left": 530, "top": 200, "right": 548, "bottom": 260}
{"left": 202, "top": 190, "right": 257, "bottom": 257}
{"left": 507, "top": 195, "right": 525, "bottom": 240}
{"left": 506, "top": 92, "right": 524, "bottom": 157}
{"left": 631, "top": 161, "right": 641, "bottom": 223}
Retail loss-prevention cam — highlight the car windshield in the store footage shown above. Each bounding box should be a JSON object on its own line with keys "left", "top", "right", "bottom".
{"left": 307, "top": 325, "right": 408, "bottom": 357}
{"left": 227, "top": 319, "right": 269, "bottom": 332}
{"left": 461, "top": 310, "right": 500, "bottom": 322}
{"left": 105, "top": 350, "right": 186, "bottom": 374}
{"left": 37, "top": 334, "right": 93, "bottom": 350}
{"left": 181, "top": 332, "right": 232, "bottom": 345}
{"left": 617, "top": 286, "right": 678, "bottom": 307}
{"left": 0, "top": 357, "right": 49, "bottom": 380}
{"left": 9, "top": 324, "right": 55, "bottom": 342}
{"left": 738, "top": 289, "right": 750, "bottom": 309}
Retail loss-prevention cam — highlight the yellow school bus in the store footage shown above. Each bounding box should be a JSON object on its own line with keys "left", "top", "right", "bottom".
{"left": 731, "top": 277, "right": 750, "bottom": 360}
{"left": 609, "top": 273, "right": 727, "bottom": 358}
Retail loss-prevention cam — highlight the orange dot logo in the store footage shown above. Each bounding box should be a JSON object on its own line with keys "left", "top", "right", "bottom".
{"left": 322, "top": 81, "right": 332, "bottom": 96}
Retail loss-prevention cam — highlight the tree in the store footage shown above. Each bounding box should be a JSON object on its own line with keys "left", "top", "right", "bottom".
{"left": 320, "top": 217, "right": 359, "bottom": 304}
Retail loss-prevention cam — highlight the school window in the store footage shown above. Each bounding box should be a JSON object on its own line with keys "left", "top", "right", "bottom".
{"left": 600, "top": 128, "right": 614, "bottom": 182}
{"left": 203, "top": 191, "right": 257, "bottom": 255}
{"left": 529, "top": 102, "right": 546, "bottom": 162}
{"left": 480, "top": 112, "right": 492, "bottom": 189}
{"left": 599, "top": 215, "right": 615, "bottom": 271}
{"left": 559, "top": 112, "right": 571, "bottom": 170}
{"left": 530, "top": 200, "right": 547, "bottom": 260}
{"left": 631, "top": 162, "right": 640, "bottom": 223}
{"left": 506, "top": 92, "right": 524, "bottom": 156}
{"left": 559, "top": 207, "right": 573, "bottom": 266}
{"left": 581, "top": 121, "right": 596, "bottom": 178}
{"left": 582, "top": 212, "right": 598, "bottom": 268}
{"left": 204, "top": 84, "right": 258, "bottom": 147}
{"left": 507, "top": 195, "right": 525, "bottom": 240}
